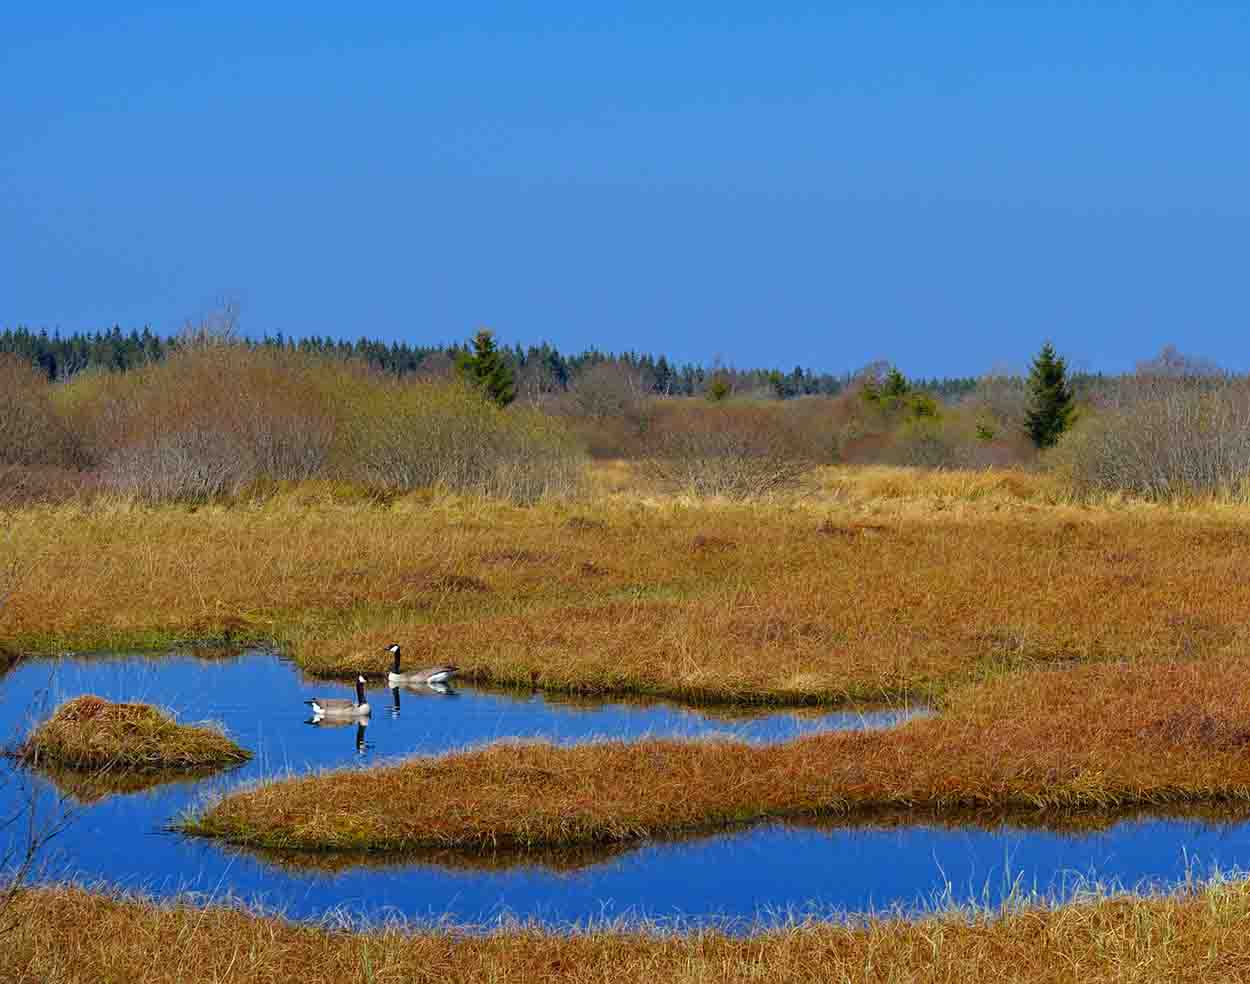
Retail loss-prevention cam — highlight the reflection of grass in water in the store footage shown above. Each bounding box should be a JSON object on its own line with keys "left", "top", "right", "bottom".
{"left": 223, "top": 839, "right": 638, "bottom": 877}
{"left": 782, "top": 801, "right": 1250, "bottom": 837}
{"left": 33, "top": 761, "right": 241, "bottom": 806}
{"left": 469, "top": 680, "right": 921, "bottom": 726}
{"left": 201, "top": 802, "right": 1250, "bottom": 880}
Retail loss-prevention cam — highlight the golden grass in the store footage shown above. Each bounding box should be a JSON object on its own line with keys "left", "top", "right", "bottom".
{"left": 16, "top": 696, "right": 250, "bottom": 773}
{"left": 4, "top": 467, "right": 1250, "bottom": 705}
{"left": 8, "top": 881, "right": 1250, "bottom": 983}
{"left": 184, "top": 658, "right": 1250, "bottom": 852}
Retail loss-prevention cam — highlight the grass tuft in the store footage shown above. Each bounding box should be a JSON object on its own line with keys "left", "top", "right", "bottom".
{"left": 16, "top": 695, "right": 251, "bottom": 773}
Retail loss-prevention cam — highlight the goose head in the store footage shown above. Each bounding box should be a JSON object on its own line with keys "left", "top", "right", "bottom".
{"left": 384, "top": 643, "right": 402, "bottom": 672}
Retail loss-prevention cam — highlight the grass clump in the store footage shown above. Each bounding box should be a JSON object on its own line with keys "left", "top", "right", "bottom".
{"left": 16, "top": 695, "right": 250, "bottom": 773}
{"left": 185, "top": 658, "right": 1250, "bottom": 854}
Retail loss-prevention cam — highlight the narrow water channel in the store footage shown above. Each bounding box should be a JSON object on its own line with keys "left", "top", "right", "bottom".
{"left": 2, "top": 650, "right": 1247, "bottom": 926}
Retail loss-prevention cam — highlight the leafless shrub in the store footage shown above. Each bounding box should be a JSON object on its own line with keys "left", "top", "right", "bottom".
{"left": 176, "top": 296, "right": 242, "bottom": 348}
{"left": 642, "top": 403, "right": 815, "bottom": 498}
{"left": 1135, "top": 344, "right": 1223, "bottom": 379}
{"left": 568, "top": 361, "right": 654, "bottom": 422}
{"left": 335, "top": 372, "right": 585, "bottom": 504}
{"left": 1054, "top": 374, "right": 1250, "bottom": 499}
{"left": 967, "top": 369, "right": 1029, "bottom": 436}
{"left": 101, "top": 427, "right": 254, "bottom": 501}
{"left": 90, "top": 346, "right": 335, "bottom": 501}
{"left": 0, "top": 356, "right": 82, "bottom": 470}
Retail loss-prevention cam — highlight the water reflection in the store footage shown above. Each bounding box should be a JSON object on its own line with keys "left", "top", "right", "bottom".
{"left": 389, "top": 683, "right": 456, "bottom": 719}
{"left": 305, "top": 718, "right": 372, "bottom": 756}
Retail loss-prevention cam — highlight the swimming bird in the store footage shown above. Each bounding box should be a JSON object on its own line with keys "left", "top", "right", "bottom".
{"left": 384, "top": 643, "right": 459, "bottom": 687}
{"left": 304, "top": 675, "right": 371, "bottom": 718}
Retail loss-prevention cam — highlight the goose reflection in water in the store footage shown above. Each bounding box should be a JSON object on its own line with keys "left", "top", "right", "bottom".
{"left": 389, "top": 682, "right": 457, "bottom": 718}
{"left": 305, "top": 717, "right": 372, "bottom": 755}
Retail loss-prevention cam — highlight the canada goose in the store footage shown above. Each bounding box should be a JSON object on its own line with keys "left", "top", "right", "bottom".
{"left": 305, "top": 675, "right": 371, "bottom": 718}
{"left": 384, "top": 643, "right": 458, "bottom": 687}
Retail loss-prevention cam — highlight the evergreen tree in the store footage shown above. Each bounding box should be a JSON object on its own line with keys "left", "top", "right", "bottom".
{"left": 1025, "top": 342, "right": 1075, "bottom": 448}
{"left": 455, "top": 328, "right": 516, "bottom": 406}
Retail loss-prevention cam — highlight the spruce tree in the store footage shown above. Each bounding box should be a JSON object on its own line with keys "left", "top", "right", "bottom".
{"left": 1025, "top": 342, "right": 1075, "bottom": 448}
{"left": 456, "top": 328, "right": 516, "bottom": 407}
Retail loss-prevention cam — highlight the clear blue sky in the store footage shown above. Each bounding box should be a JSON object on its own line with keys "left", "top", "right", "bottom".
{"left": 4, "top": 3, "right": 1247, "bottom": 376}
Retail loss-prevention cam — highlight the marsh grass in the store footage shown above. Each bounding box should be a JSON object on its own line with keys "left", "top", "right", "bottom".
{"left": 184, "top": 658, "right": 1250, "bottom": 853}
{"left": 9, "top": 877, "right": 1250, "bottom": 982}
{"left": 16, "top": 696, "right": 250, "bottom": 773}
{"left": 4, "top": 469, "right": 1250, "bottom": 706}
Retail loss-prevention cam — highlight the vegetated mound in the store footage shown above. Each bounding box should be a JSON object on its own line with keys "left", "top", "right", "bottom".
{"left": 16, "top": 696, "right": 250, "bottom": 773}
{"left": 183, "top": 657, "right": 1250, "bottom": 855}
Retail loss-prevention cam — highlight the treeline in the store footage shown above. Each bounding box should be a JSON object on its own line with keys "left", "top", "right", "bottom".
{"left": 3, "top": 322, "right": 1245, "bottom": 505}
{"left": 0, "top": 324, "right": 989, "bottom": 400}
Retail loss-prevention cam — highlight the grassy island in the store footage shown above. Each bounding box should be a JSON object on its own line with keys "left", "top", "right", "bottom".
{"left": 183, "top": 657, "right": 1250, "bottom": 854}
{"left": 16, "top": 695, "right": 250, "bottom": 773}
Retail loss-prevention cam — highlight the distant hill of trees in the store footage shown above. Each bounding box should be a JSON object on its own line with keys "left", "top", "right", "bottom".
{"left": 0, "top": 323, "right": 1002, "bottom": 401}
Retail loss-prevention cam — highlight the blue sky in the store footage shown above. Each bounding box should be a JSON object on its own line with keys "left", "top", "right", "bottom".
{"left": 3, "top": 2, "right": 1247, "bottom": 376}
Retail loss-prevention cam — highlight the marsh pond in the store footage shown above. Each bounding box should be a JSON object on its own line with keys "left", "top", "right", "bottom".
{"left": 3, "top": 649, "right": 1249, "bottom": 927}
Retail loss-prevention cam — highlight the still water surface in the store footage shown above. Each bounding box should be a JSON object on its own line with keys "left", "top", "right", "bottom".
{"left": 2, "top": 650, "right": 1248, "bottom": 926}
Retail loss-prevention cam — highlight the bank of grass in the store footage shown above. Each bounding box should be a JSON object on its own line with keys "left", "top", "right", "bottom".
{"left": 16, "top": 695, "right": 250, "bottom": 773}
{"left": 3, "top": 467, "right": 1250, "bottom": 704}
{"left": 7, "top": 879, "right": 1250, "bottom": 983}
{"left": 183, "top": 658, "right": 1250, "bottom": 853}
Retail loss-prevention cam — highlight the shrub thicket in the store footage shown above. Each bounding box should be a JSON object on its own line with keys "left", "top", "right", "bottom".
{"left": 330, "top": 365, "right": 583, "bottom": 502}
{"left": 0, "top": 355, "right": 82, "bottom": 469}
{"left": 1053, "top": 374, "right": 1250, "bottom": 500}
{"left": 642, "top": 402, "right": 818, "bottom": 498}
{"left": 81, "top": 346, "right": 335, "bottom": 501}
{"left": 2, "top": 345, "right": 586, "bottom": 505}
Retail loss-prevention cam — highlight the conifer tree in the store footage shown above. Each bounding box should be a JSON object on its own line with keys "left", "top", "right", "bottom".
{"left": 1025, "top": 342, "right": 1075, "bottom": 448}
{"left": 455, "top": 328, "right": 516, "bottom": 407}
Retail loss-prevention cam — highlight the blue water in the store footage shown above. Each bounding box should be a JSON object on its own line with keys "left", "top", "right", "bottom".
{"left": 3, "top": 649, "right": 1249, "bottom": 926}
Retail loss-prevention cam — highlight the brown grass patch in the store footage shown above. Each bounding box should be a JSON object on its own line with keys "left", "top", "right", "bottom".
{"left": 399, "top": 571, "right": 490, "bottom": 594}
{"left": 690, "top": 533, "right": 737, "bottom": 552}
{"left": 186, "top": 659, "right": 1250, "bottom": 853}
{"left": 5, "top": 473, "right": 1250, "bottom": 706}
{"left": 9, "top": 879, "right": 1250, "bottom": 983}
{"left": 16, "top": 696, "right": 250, "bottom": 773}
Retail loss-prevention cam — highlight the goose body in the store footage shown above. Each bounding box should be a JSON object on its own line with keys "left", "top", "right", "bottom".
{"left": 385, "top": 643, "right": 459, "bottom": 687}
{"left": 305, "top": 675, "right": 371, "bottom": 718}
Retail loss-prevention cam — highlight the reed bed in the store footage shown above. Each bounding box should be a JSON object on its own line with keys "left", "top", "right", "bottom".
{"left": 4, "top": 473, "right": 1250, "bottom": 704}
{"left": 16, "top": 696, "right": 250, "bottom": 773}
{"left": 184, "top": 658, "right": 1250, "bottom": 852}
{"left": 5, "top": 880, "right": 1250, "bottom": 983}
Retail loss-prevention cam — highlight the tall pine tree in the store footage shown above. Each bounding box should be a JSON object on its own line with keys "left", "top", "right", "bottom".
{"left": 1025, "top": 342, "right": 1075, "bottom": 448}
{"left": 455, "top": 328, "right": 516, "bottom": 407}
